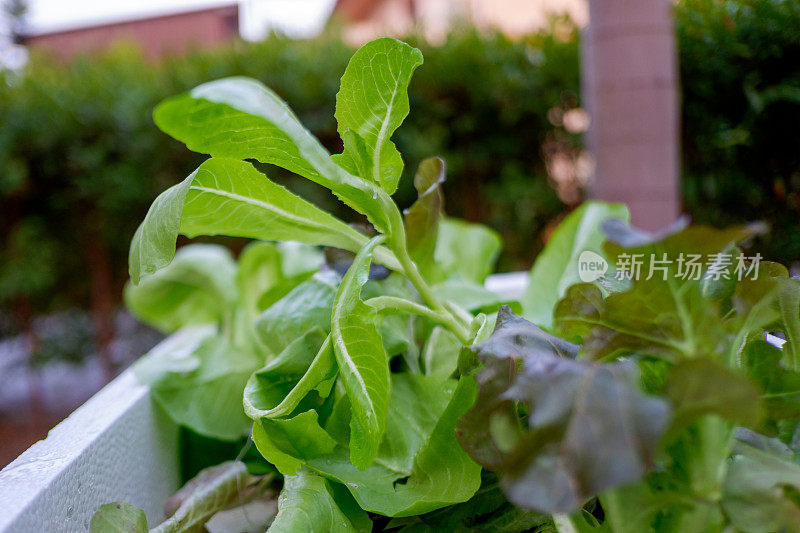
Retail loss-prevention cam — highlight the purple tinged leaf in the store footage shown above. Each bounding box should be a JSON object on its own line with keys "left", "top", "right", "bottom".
{"left": 154, "top": 461, "right": 263, "bottom": 532}
{"left": 404, "top": 157, "right": 446, "bottom": 273}
{"left": 665, "top": 356, "right": 763, "bottom": 433}
{"left": 458, "top": 307, "right": 670, "bottom": 513}
{"left": 744, "top": 340, "right": 800, "bottom": 422}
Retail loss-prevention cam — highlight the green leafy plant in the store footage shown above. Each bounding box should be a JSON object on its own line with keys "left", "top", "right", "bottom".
{"left": 93, "top": 36, "right": 800, "bottom": 533}
{"left": 460, "top": 208, "right": 800, "bottom": 532}
{"left": 96, "top": 38, "right": 527, "bottom": 532}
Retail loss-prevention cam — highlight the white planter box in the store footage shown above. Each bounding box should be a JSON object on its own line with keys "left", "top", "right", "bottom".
{"left": 0, "top": 272, "right": 528, "bottom": 532}
{"left": 2, "top": 269, "right": 779, "bottom": 532}
{"left": 0, "top": 370, "right": 179, "bottom": 532}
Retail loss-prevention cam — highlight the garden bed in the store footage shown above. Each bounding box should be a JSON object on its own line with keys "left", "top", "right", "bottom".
{"left": 0, "top": 273, "right": 526, "bottom": 533}
{"left": 5, "top": 32, "right": 800, "bottom": 533}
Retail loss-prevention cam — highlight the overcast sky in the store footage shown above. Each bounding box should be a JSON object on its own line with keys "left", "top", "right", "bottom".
{"left": 20, "top": 0, "right": 336, "bottom": 39}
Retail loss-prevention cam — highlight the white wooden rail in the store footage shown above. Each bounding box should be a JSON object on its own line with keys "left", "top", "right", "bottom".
{"left": 0, "top": 370, "right": 179, "bottom": 532}
{"left": 0, "top": 271, "right": 782, "bottom": 532}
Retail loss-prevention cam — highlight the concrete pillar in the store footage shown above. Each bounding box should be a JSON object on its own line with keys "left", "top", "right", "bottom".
{"left": 582, "top": 0, "right": 680, "bottom": 230}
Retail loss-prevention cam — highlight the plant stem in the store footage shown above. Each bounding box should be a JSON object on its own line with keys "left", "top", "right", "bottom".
{"left": 366, "top": 296, "right": 472, "bottom": 344}
{"left": 671, "top": 416, "right": 733, "bottom": 532}
{"left": 443, "top": 300, "right": 474, "bottom": 329}
{"left": 394, "top": 246, "right": 477, "bottom": 343}
{"left": 372, "top": 245, "right": 403, "bottom": 272}
{"left": 394, "top": 246, "right": 445, "bottom": 311}
{"left": 380, "top": 199, "right": 474, "bottom": 343}
{"left": 366, "top": 296, "right": 442, "bottom": 321}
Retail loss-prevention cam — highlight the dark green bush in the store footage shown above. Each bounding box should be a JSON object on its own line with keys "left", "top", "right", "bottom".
{"left": 677, "top": 0, "right": 800, "bottom": 264}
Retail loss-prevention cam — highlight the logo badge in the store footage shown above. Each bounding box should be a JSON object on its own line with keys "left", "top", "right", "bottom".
{"left": 577, "top": 250, "right": 608, "bottom": 282}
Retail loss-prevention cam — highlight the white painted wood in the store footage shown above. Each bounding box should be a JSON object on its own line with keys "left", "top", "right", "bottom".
{"left": 0, "top": 370, "right": 179, "bottom": 532}
{"left": 767, "top": 333, "right": 786, "bottom": 349}
{"left": 484, "top": 271, "right": 529, "bottom": 299}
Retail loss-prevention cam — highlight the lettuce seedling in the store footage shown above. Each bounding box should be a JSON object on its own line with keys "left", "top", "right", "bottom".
{"left": 93, "top": 37, "right": 800, "bottom": 533}
{"left": 105, "top": 37, "right": 527, "bottom": 531}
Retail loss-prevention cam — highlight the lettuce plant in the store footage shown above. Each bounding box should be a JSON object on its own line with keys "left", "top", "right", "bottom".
{"left": 93, "top": 37, "right": 800, "bottom": 533}
{"left": 464, "top": 214, "right": 800, "bottom": 532}
{"left": 103, "top": 37, "right": 526, "bottom": 532}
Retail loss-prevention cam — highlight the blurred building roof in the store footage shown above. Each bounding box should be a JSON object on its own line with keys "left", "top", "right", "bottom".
{"left": 23, "top": 0, "right": 234, "bottom": 36}
{"left": 16, "top": 0, "right": 337, "bottom": 61}
{"left": 333, "top": 0, "right": 587, "bottom": 44}
{"left": 13, "top": 0, "right": 585, "bottom": 62}
{"left": 21, "top": 3, "right": 240, "bottom": 59}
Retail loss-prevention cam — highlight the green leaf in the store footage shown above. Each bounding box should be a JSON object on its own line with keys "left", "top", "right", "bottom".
{"left": 133, "top": 324, "right": 216, "bottom": 383}
{"left": 744, "top": 339, "right": 800, "bottom": 422}
{"left": 778, "top": 277, "right": 800, "bottom": 369}
{"left": 405, "top": 472, "right": 551, "bottom": 532}
{"left": 403, "top": 157, "right": 445, "bottom": 273}
{"left": 90, "top": 502, "right": 147, "bottom": 533}
{"left": 134, "top": 333, "right": 259, "bottom": 440}
{"left": 555, "top": 281, "right": 703, "bottom": 361}
{"left": 153, "top": 77, "right": 391, "bottom": 231}
{"left": 666, "top": 356, "right": 763, "bottom": 432}
{"left": 699, "top": 243, "right": 739, "bottom": 302}
{"left": 522, "top": 201, "right": 629, "bottom": 329}
{"left": 362, "top": 274, "right": 419, "bottom": 361}
{"left": 422, "top": 326, "right": 461, "bottom": 377}
{"left": 233, "top": 241, "right": 323, "bottom": 351}
{"left": 255, "top": 271, "right": 339, "bottom": 357}
{"left": 129, "top": 157, "right": 390, "bottom": 284}
{"left": 237, "top": 241, "right": 326, "bottom": 314}
{"left": 155, "top": 77, "right": 329, "bottom": 185}
{"left": 330, "top": 236, "right": 391, "bottom": 469}
{"left": 253, "top": 410, "right": 338, "bottom": 476}
{"left": 460, "top": 307, "right": 670, "bottom": 513}
{"left": 554, "top": 221, "right": 757, "bottom": 362}
{"left": 127, "top": 171, "right": 191, "bottom": 286}
{"left": 244, "top": 328, "right": 337, "bottom": 420}
{"left": 334, "top": 38, "right": 423, "bottom": 193}
{"left": 153, "top": 461, "right": 260, "bottom": 533}
{"left": 268, "top": 469, "right": 371, "bottom": 533}
{"left": 729, "top": 263, "right": 787, "bottom": 361}
{"left": 309, "top": 374, "right": 482, "bottom": 517}
{"left": 125, "top": 244, "right": 237, "bottom": 333}
{"left": 596, "top": 483, "right": 665, "bottom": 533}
{"left": 722, "top": 437, "right": 800, "bottom": 532}
{"left": 236, "top": 241, "right": 282, "bottom": 319}
{"left": 277, "top": 241, "right": 327, "bottom": 279}
{"left": 434, "top": 218, "right": 502, "bottom": 284}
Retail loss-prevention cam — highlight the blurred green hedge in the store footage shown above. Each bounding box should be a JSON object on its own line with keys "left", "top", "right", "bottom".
{"left": 0, "top": 27, "right": 579, "bottom": 322}
{"left": 1, "top": 0, "right": 799, "bottom": 327}
{"left": 677, "top": 0, "right": 800, "bottom": 264}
